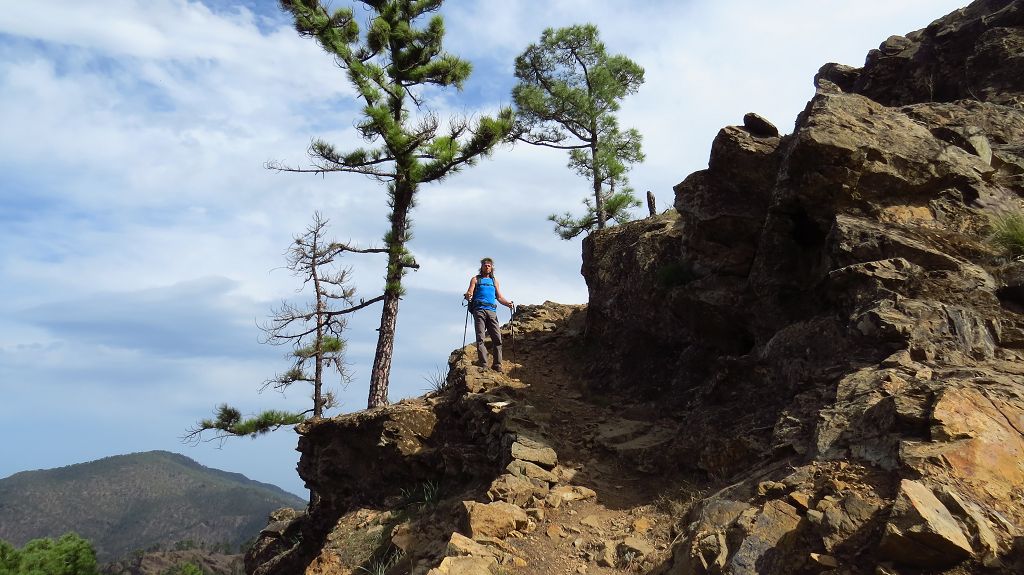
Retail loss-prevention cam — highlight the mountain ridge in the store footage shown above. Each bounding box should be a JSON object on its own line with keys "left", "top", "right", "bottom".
{"left": 0, "top": 450, "right": 306, "bottom": 562}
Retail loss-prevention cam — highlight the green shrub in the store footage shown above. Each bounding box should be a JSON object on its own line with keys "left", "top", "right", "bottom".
{"left": 0, "top": 533, "right": 99, "bottom": 575}
{"left": 988, "top": 210, "right": 1024, "bottom": 258}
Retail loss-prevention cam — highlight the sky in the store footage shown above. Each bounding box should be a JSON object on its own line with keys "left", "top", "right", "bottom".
{"left": 0, "top": 0, "right": 970, "bottom": 498}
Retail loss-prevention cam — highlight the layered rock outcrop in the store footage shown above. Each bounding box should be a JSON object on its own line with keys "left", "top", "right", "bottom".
{"left": 582, "top": 1, "right": 1024, "bottom": 573}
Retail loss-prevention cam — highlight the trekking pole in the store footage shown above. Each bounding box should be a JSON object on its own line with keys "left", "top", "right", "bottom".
{"left": 461, "top": 300, "right": 470, "bottom": 367}
{"left": 509, "top": 302, "right": 516, "bottom": 365}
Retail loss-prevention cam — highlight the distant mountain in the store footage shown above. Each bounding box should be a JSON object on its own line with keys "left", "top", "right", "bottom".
{"left": 103, "top": 549, "right": 244, "bottom": 575}
{"left": 0, "top": 451, "right": 306, "bottom": 561}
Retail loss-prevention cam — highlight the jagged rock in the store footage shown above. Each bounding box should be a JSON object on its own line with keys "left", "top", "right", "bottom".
{"left": 878, "top": 479, "right": 972, "bottom": 567}
{"left": 525, "top": 507, "right": 544, "bottom": 522}
{"left": 756, "top": 481, "right": 787, "bottom": 498}
{"left": 936, "top": 486, "right": 1004, "bottom": 567}
{"left": 505, "top": 459, "right": 558, "bottom": 483}
{"left": 693, "top": 531, "right": 729, "bottom": 573}
{"left": 596, "top": 541, "right": 617, "bottom": 567}
{"left": 815, "top": 62, "right": 860, "bottom": 92}
{"left": 903, "top": 386, "right": 1024, "bottom": 501}
{"left": 742, "top": 112, "right": 779, "bottom": 137}
{"left": 619, "top": 536, "right": 655, "bottom": 560}
{"left": 447, "top": 532, "right": 498, "bottom": 560}
{"left": 547, "top": 485, "right": 597, "bottom": 507}
{"left": 487, "top": 474, "right": 541, "bottom": 507}
{"left": 260, "top": 508, "right": 303, "bottom": 537}
{"left": 849, "top": 0, "right": 1024, "bottom": 106}
{"left": 462, "top": 501, "right": 529, "bottom": 539}
{"left": 818, "top": 492, "right": 883, "bottom": 551}
{"left": 426, "top": 556, "right": 498, "bottom": 575}
{"left": 391, "top": 522, "right": 414, "bottom": 553}
{"left": 810, "top": 553, "right": 839, "bottom": 568}
{"left": 727, "top": 501, "right": 803, "bottom": 575}
{"left": 510, "top": 436, "right": 558, "bottom": 468}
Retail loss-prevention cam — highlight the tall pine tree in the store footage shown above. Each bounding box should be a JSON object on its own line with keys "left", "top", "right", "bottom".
{"left": 512, "top": 24, "right": 645, "bottom": 238}
{"left": 275, "top": 0, "right": 514, "bottom": 408}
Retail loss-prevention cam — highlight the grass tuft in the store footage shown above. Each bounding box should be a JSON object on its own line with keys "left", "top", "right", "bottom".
{"left": 988, "top": 210, "right": 1024, "bottom": 259}
{"left": 422, "top": 365, "right": 450, "bottom": 393}
{"left": 356, "top": 548, "right": 404, "bottom": 575}
{"left": 400, "top": 480, "right": 441, "bottom": 507}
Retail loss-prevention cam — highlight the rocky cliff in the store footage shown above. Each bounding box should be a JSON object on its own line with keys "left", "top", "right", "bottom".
{"left": 247, "top": 1, "right": 1024, "bottom": 574}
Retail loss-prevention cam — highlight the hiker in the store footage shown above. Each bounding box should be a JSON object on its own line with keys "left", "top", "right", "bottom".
{"left": 464, "top": 257, "right": 513, "bottom": 371}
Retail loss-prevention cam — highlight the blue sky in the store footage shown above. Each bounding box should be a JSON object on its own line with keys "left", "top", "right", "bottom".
{"left": 0, "top": 0, "right": 969, "bottom": 498}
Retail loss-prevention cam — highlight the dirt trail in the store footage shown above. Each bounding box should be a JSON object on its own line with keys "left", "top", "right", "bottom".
{"left": 462, "top": 303, "right": 691, "bottom": 574}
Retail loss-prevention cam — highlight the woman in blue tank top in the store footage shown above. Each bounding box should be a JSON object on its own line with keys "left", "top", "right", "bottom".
{"left": 464, "top": 257, "right": 514, "bottom": 371}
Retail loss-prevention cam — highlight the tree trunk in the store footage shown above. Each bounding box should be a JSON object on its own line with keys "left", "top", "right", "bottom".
{"left": 367, "top": 182, "right": 413, "bottom": 409}
{"left": 311, "top": 228, "right": 324, "bottom": 419}
{"left": 592, "top": 135, "right": 606, "bottom": 229}
{"left": 313, "top": 300, "right": 324, "bottom": 419}
{"left": 367, "top": 289, "right": 399, "bottom": 408}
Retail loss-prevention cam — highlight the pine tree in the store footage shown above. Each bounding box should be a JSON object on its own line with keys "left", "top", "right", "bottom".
{"left": 512, "top": 24, "right": 645, "bottom": 238}
{"left": 274, "top": 0, "right": 514, "bottom": 408}
{"left": 185, "top": 213, "right": 364, "bottom": 443}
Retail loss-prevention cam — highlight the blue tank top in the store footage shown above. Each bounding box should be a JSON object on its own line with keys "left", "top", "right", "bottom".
{"left": 472, "top": 276, "right": 497, "bottom": 311}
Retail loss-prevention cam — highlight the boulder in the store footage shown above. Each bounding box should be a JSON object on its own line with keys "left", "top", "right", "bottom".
{"left": 505, "top": 459, "right": 558, "bottom": 483}
{"left": 619, "top": 536, "right": 656, "bottom": 560}
{"left": 509, "top": 436, "right": 558, "bottom": 468}
{"left": 487, "top": 474, "right": 541, "bottom": 507}
{"left": 426, "top": 556, "right": 498, "bottom": 575}
{"left": 727, "top": 501, "right": 803, "bottom": 575}
{"left": 819, "top": 492, "right": 883, "bottom": 551}
{"left": 742, "top": 112, "right": 780, "bottom": 138}
{"left": 462, "top": 501, "right": 529, "bottom": 539}
{"left": 446, "top": 532, "right": 497, "bottom": 560}
{"left": 878, "top": 480, "right": 972, "bottom": 567}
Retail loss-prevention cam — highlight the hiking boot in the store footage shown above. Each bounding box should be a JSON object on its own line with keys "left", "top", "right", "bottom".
{"left": 492, "top": 364, "right": 503, "bottom": 373}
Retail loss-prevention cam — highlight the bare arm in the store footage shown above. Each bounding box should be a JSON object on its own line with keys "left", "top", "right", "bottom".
{"left": 464, "top": 276, "right": 477, "bottom": 301}
{"left": 493, "top": 278, "right": 513, "bottom": 308}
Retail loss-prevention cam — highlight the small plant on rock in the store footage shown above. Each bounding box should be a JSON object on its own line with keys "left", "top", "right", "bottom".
{"left": 422, "top": 365, "right": 450, "bottom": 394}
{"left": 400, "top": 480, "right": 441, "bottom": 507}
{"left": 987, "top": 209, "right": 1024, "bottom": 259}
{"left": 356, "top": 548, "right": 404, "bottom": 575}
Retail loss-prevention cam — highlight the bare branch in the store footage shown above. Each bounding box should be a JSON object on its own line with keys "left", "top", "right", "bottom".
{"left": 515, "top": 135, "right": 590, "bottom": 150}
{"left": 328, "top": 242, "right": 388, "bottom": 254}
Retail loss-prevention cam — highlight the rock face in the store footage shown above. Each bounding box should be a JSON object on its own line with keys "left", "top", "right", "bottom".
{"left": 247, "top": 2, "right": 1024, "bottom": 574}
{"left": 582, "top": 1, "right": 1024, "bottom": 573}
{"left": 827, "top": 0, "right": 1024, "bottom": 107}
